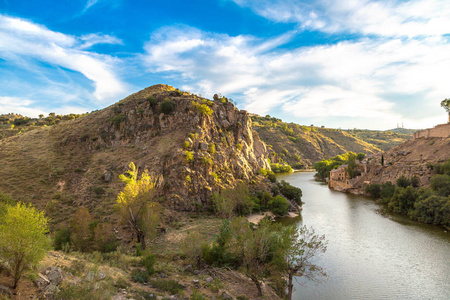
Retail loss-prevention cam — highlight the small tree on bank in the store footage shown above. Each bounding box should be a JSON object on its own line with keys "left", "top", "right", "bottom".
{"left": 116, "top": 162, "right": 160, "bottom": 250}
{"left": 278, "top": 225, "right": 328, "bottom": 300}
{"left": 0, "top": 203, "right": 50, "bottom": 289}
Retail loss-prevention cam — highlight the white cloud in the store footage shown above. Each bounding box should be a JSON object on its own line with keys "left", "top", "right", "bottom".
{"left": 142, "top": 26, "right": 450, "bottom": 129}
{"left": 0, "top": 96, "right": 47, "bottom": 117}
{"left": 0, "top": 14, "right": 127, "bottom": 103}
{"left": 230, "top": 0, "right": 450, "bottom": 37}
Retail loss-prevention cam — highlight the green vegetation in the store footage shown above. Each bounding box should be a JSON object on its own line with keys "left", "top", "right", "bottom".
{"left": 191, "top": 101, "right": 213, "bottom": 116}
{"left": 314, "top": 152, "right": 360, "bottom": 180}
{"left": 0, "top": 202, "right": 51, "bottom": 288}
{"left": 116, "top": 162, "right": 161, "bottom": 250}
{"left": 182, "top": 217, "right": 326, "bottom": 298}
{"left": 185, "top": 151, "right": 194, "bottom": 163}
{"left": 270, "top": 163, "right": 293, "bottom": 173}
{"left": 160, "top": 99, "right": 175, "bottom": 114}
{"left": 364, "top": 160, "right": 450, "bottom": 228}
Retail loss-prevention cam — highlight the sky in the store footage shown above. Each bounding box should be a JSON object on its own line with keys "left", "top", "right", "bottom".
{"left": 1, "top": 0, "right": 449, "bottom": 130}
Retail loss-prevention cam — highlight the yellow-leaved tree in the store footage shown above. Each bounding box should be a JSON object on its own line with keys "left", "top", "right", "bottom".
{"left": 116, "top": 162, "right": 161, "bottom": 250}
{"left": 0, "top": 202, "right": 51, "bottom": 289}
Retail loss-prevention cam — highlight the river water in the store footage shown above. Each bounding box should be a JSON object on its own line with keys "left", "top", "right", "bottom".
{"left": 277, "top": 171, "right": 450, "bottom": 300}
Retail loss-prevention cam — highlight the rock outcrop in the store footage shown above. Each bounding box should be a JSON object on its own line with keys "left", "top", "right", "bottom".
{"left": 0, "top": 84, "right": 271, "bottom": 212}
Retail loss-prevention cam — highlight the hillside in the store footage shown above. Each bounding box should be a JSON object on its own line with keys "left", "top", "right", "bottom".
{"left": 345, "top": 136, "right": 450, "bottom": 193}
{"left": 0, "top": 84, "right": 271, "bottom": 225}
{"left": 343, "top": 128, "right": 414, "bottom": 151}
{"left": 251, "top": 116, "right": 381, "bottom": 168}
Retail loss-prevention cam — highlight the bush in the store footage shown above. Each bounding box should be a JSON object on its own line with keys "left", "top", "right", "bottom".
{"left": 131, "top": 269, "right": 149, "bottom": 283}
{"left": 191, "top": 101, "right": 213, "bottom": 116}
{"left": 54, "top": 227, "right": 71, "bottom": 251}
{"left": 160, "top": 99, "right": 175, "bottom": 114}
{"left": 208, "top": 143, "right": 216, "bottom": 155}
{"left": 430, "top": 174, "right": 450, "bottom": 196}
{"left": 148, "top": 279, "right": 184, "bottom": 294}
{"left": 278, "top": 180, "right": 302, "bottom": 205}
{"left": 381, "top": 182, "right": 396, "bottom": 203}
{"left": 396, "top": 175, "right": 411, "bottom": 188}
{"left": 411, "top": 176, "right": 420, "bottom": 188}
{"left": 268, "top": 195, "right": 289, "bottom": 216}
{"left": 270, "top": 163, "right": 293, "bottom": 173}
{"left": 365, "top": 183, "right": 381, "bottom": 198}
{"left": 146, "top": 96, "right": 158, "bottom": 107}
{"left": 110, "top": 114, "right": 125, "bottom": 129}
{"left": 185, "top": 151, "right": 194, "bottom": 163}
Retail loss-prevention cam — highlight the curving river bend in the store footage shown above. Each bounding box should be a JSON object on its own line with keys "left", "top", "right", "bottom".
{"left": 277, "top": 172, "right": 450, "bottom": 300}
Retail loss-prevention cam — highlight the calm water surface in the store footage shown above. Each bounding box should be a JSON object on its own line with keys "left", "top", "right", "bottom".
{"left": 277, "top": 172, "right": 450, "bottom": 300}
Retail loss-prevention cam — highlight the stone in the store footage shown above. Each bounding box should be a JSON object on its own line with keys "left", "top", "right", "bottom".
{"left": 193, "top": 270, "right": 201, "bottom": 275}
{"left": 184, "top": 265, "right": 193, "bottom": 272}
{"left": 199, "top": 142, "right": 208, "bottom": 151}
{"left": 221, "top": 292, "right": 233, "bottom": 299}
{"left": 85, "top": 271, "right": 95, "bottom": 282}
{"left": 102, "top": 172, "right": 113, "bottom": 182}
{"left": 205, "top": 277, "right": 214, "bottom": 283}
{"left": 34, "top": 273, "right": 50, "bottom": 288}
{"left": 98, "top": 272, "right": 106, "bottom": 280}
{"left": 0, "top": 285, "right": 12, "bottom": 297}
{"left": 41, "top": 283, "right": 60, "bottom": 300}
{"left": 159, "top": 272, "right": 167, "bottom": 278}
{"left": 45, "top": 267, "right": 63, "bottom": 286}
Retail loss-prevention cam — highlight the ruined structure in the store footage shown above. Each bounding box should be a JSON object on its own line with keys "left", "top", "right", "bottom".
{"left": 413, "top": 123, "right": 450, "bottom": 139}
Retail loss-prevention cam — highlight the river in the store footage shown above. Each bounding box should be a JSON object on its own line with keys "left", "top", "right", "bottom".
{"left": 277, "top": 171, "right": 450, "bottom": 300}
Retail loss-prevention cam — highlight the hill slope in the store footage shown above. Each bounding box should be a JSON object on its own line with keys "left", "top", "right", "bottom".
{"left": 0, "top": 85, "right": 270, "bottom": 224}
{"left": 251, "top": 116, "right": 382, "bottom": 167}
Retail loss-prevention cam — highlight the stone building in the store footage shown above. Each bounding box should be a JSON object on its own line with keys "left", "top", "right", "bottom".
{"left": 414, "top": 123, "right": 450, "bottom": 139}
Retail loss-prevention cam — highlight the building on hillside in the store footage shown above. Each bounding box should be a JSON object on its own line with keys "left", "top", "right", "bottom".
{"left": 329, "top": 163, "right": 368, "bottom": 192}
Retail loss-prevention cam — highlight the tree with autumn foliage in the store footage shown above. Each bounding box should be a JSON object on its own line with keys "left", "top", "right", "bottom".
{"left": 116, "top": 162, "right": 161, "bottom": 250}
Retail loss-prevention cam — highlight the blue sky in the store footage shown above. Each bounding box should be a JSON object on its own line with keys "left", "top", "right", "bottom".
{"left": 1, "top": 0, "right": 449, "bottom": 130}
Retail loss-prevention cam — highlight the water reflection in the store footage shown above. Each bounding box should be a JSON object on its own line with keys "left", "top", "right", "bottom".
{"left": 277, "top": 172, "right": 450, "bottom": 300}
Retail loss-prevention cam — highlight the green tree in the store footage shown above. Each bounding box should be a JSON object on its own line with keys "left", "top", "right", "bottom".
{"left": 0, "top": 203, "right": 51, "bottom": 289}
{"left": 441, "top": 98, "right": 450, "bottom": 121}
{"left": 277, "top": 225, "right": 327, "bottom": 300}
{"left": 396, "top": 175, "right": 411, "bottom": 188}
{"left": 116, "top": 162, "right": 160, "bottom": 250}
{"left": 356, "top": 153, "right": 366, "bottom": 162}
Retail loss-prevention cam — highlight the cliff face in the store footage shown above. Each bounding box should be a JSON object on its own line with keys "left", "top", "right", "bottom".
{"left": 330, "top": 136, "right": 450, "bottom": 194}
{"left": 0, "top": 85, "right": 271, "bottom": 218}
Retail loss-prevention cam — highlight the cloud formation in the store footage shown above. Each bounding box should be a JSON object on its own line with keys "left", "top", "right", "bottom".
{"left": 0, "top": 15, "right": 127, "bottom": 112}
{"left": 143, "top": 25, "right": 450, "bottom": 129}
{"left": 230, "top": 0, "right": 450, "bottom": 37}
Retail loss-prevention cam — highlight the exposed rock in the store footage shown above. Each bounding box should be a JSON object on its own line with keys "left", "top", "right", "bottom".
{"left": 0, "top": 285, "right": 12, "bottom": 297}
{"left": 85, "top": 271, "right": 94, "bottom": 282}
{"left": 102, "top": 172, "right": 113, "bottom": 182}
{"left": 221, "top": 291, "right": 233, "bottom": 299}
{"left": 45, "top": 266, "right": 63, "bottom": 286}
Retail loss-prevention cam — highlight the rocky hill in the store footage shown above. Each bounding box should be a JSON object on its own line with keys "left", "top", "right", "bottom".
{"left": 344, "top": 136, "right": 450, "bottom": 194}
{"left": 251, "top": 116, "right": 382, "bottom": 168}
{"left": 0, "top": 85, "right": 271, "bottom": 224}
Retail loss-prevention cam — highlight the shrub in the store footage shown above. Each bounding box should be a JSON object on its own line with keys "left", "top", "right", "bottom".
{"left": 141, "top": 253, "right": 156, "bottom": 275}
{"left": 183, "top": 141, "right": 190, "bottom": 149}
{"left": 270, "top": 163, "right": 293, "bottom": 173}
{"left": 268, "top": 195, "right": 289, "bottom": 216}
{"left": 185, "top": 151, "right": 194, "bottom": 163}
{"left": 208, "top": 143, "right": 216, "bottom": 155}
{"left": 54, "top": 227, "right": 71, "bottom": 251}
{"left": 396, "top": 175, "right": 411, "bottom": 188}
{"left": 110, "top": 114, "right": 125, "bottom": 129}
{"left": 160, "top": 99, "right": 175, "bottom": 114}
{"left": 147, "top": 96, "right": 158, "bottom": 108}
{"left": 191, "top": 101, "right": 213, "bottom": 116}
{"left": 381, "top": 182, "right": 396, "bottom": 203}
{"left": 365, "top": 183, "right": 381, "bottom": 198}
{"left": 411, "top": 176, "right": 420, "bottom": 188}
{"left": 131, "top": 269, "right": 149, "bottom": 283}
{"left": 149, "top": 279, "right": 184, "bottom": 294}
{"left": 278, "top": 180, "right": 302, "bottom": 205}
{"left": 430, "top": 174, "right": 450, "bottom": 196}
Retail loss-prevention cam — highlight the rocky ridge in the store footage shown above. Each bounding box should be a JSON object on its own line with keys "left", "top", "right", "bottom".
{"left": 0, "top": 84, "right": 271, "bottom": 215}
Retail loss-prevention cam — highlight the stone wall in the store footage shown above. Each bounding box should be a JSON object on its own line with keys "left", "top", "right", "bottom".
{"left": 414, "top": 123, "right": 450, "bottom": 139}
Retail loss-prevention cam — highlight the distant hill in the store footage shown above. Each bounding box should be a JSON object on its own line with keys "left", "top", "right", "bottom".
{"left": 251, "top": 116, "right": 411, "bottom": 168}
{"left": 342, "top": 128, "right": 414, "bottom": 151}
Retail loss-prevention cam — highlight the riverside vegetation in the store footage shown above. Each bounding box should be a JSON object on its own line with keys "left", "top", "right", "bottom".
{"left": 0, "top": 160, "right": 326, "bottom": 300}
